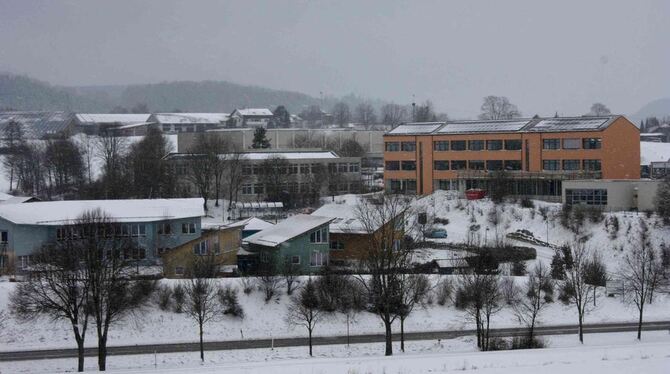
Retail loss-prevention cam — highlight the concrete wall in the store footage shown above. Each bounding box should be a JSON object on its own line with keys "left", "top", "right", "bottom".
{"left": 561, "top": 179, "right": 660, "bottom": 211}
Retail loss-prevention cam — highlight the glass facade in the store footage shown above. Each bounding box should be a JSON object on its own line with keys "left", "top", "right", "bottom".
{"left": 565, "top": 188, "right": 608, "bottom": 206}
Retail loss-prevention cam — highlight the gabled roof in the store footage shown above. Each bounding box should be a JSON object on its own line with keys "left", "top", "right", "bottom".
{"left": 386, "top": 116, "right": 624, "bottom": 135}
{"left": 312, "top": 195, "right": 402, "bottom": 234}
{"left": 244, "top": 214, "right": 334, "bottom": 247}
{"left": 223, "top": 217, "right": 275, "bottom": 231}
{"left": 151, "top": 113, "right": 229, "bottom": 124}
{"left": 231, "top": 108, "right": 273, "bottom": 117}
{"left": 0, "top": 198, "right": 204, "bottom": 225}
{"left": 75, "top": 113, "right": 151, "bottom": 125}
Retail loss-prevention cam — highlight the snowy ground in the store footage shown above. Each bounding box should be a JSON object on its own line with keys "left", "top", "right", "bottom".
{"left": 2, "top": 331, "right": 669, "bottom": 373}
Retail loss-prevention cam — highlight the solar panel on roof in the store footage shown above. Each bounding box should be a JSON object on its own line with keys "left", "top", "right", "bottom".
{"left": 388, "top": 123, "right": 443, "bottom": 135}
{"left": 529, "top": 118, "right": 609, "bottom": 131}
{"left": 437, "top": 120, "right": 529, "bottom": 134}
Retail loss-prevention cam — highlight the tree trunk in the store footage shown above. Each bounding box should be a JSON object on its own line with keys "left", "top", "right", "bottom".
{"left": 578, "top": 313, "right": 584, "bottom": 344}
{"left": 384, "top": 319, "right": 393, "bottom": 356}
{"left": 75, "top": 336, "right": 85, "bottom": 372}
{"left": 637, "top": 304, "right": 644, "bottom": 340}
{"left": 98, "top": 335, "right": 107, "bottom": 371}
{"left": 400, "top": 317, "right": 405, "bottom": 352}
{"left": 199, "top": 322, "right": 204, "bottom": 362}
{"left": 308, "top": 328, "right": 313, "bottom": 357}
{"left": 475, "top": 312, "right": 482, "bottom": 349}
{"left": 593, "top": 287, "right": 596, "bottom": 306}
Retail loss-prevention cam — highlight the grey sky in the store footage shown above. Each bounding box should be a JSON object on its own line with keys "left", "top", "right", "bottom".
{"left": 0, "top": 0, "right": 668, "bottom": 118}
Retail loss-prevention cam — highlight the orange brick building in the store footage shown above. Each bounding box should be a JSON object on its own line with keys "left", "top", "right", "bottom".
{"left": 383, "top": 116, "right": 640, "bottom": 199}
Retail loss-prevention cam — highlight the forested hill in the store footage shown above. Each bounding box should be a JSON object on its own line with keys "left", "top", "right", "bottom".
{"left": 0, "top": 73, "right": 379, "bottom": 114}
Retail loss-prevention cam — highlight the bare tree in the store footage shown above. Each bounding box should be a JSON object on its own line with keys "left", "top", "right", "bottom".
{"left": 456, "top": 271, "right": 503, "bottom": 351}
{"left": 185, "top": 134, "right": 227, "bottom": 210}
{"left": 380, "top": 103, "right": 408, "bottom": 127}
{"left": 126, "top": 127, "right": 175, "bottom": 198}
{"left": 44, "top": 137, "right": 85, "bottom": 197}
{"left": 2, "top": 120, "right": 25, "bottom": 190}
{"left": 184, "top": 256, "right": 221, "bottom": 362}
{"left": 331, "top": 102, "right": 351, "bottom": 127}
{"left": 588, "top": 103, "right": 611, "bottom": 116}
{"left": 286, "top": 278, "right": 322, "bottom": 356}
{"left": 224, "top": 150, "right": 247, "bottom": 209}
{"left": 95, "top": 131, "right": 128, "bottom": 198}
{"left": 513, "top": 263, "right": 553, "bottom": 344}
{"left": 355, "top": 194, "right": 411, "bottom": 356}
{"left": 479, "top": 96, "right": 521, "bottom": 120}
{"left": 280, "top": 261, "right": 301, "bottom": 296}
{"left": 558, "top": 244, "right": 595, "bottom": 343}
{"left": 257, "top": 264, "right": 282, "bottom": 302}
{"left": 397, "top": 273, "right": 430, "bottom": 352}
{"left": 354, "top": 102, "right": 377, "bottom": 129}
{"left": 259, "top": 156, "right": 290, "bottom": 203}
{"left": 11, "top": 242, "right": 90, "bottom": 372}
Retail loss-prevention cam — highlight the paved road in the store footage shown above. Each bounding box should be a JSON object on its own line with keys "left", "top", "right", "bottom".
{"left": 1, "top": 321, "right": 669, "bottom": 362}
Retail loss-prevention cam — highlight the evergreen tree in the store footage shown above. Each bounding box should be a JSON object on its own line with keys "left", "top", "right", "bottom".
{"left": 272, "top": 105, "right": 291, "bottom": 128}
{"left": 251, "top": 127, "right": 271, "bottom": 149}
{"left": 656, "top": 178, "right": 670, "bottom": 224}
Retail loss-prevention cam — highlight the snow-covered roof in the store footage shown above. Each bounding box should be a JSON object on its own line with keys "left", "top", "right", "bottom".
{"left": 75, "top": 113, "right": 151, "bottom": 125}
{"left": 232, "top": 108, "right": 273, "bottom": 117}
{"left": 152, "top": 113, "right": 229, "bottom": 124}
{"left": 0, "top": 196, "right": 37, "bottom": 204}
{"left": 241, "top": 151, "right": 339, "bottom": 160}
{"left": 233, "top": 202, "right": 284, "bottom": 209}
{"left": 224, "top": 217, "right": 275, "bottom": 231}
{"left": 0, "top": 198, "right": 204, "bottom": 225}
{"left": 0, "top": 111, "right": 71, "bottom": 138}
{"left": 641, "top": 141, "right": 670, "bottom": 165}
{"left": 386, "top": 116, "right": 623, "bottom": 136}
{"left": 312, "top": 195, "right": 401, "bottom": 234}
{"left": 0, "top": 192, "right": 14, "bottom": 201}
{"left": 244, "top": 214, "right": 334, "bottom": 247}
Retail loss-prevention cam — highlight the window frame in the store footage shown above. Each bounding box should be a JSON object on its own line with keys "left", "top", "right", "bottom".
{"left": 433, "top": 141, "right": 449, "bottom": 151}
{"left": 542, "top": 139, "right": 560, "bottom": 150}
{"left": 450, "top": 140, "right": 466, "bottom": 151}
{"left": 433, "top": 160, "right": 450, "bottom": 171}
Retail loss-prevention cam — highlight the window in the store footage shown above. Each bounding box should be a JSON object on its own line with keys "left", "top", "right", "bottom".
{"left": 486, "top": 140, "right": 503, "bottom": 151}
{"left": 330, "top": 241, "right": 345, "bottom": 250}
{"left": 387, "top": 179, "right": 416, "bottom": 194}
{"left": 451, "top": 160, "right": 467, "bottom": 170}
{"left": 260, "top": 251, "right": 270, "bottom": 263}
{"left": 385, "top": 161, "right": 400, "bottom": 171}
{"left": 565, "top": 189, "right": 608, "bottom": 206}
{"left": 193, "top": 240, "right": 208, "bottom": 255}
{"left": 582, "top": 138, "right": 602, "bottom": 149}
{"left": 385, "top": 142, "right": 400, "bottom": 152}
{"left": 328, "top": 163, "right": 338, "bottom": 173}
{"left": 437, "top": 179, "right": 458, "bottom": 190}
{"left": 562, "top": 138, "right": 581, "bottom": 149}
{"left": 182, "top": 222, "right": 196, "bottom": 234}
{"left": 120, "top": 225, "right": 130, "bottom": 237}
{"left": 212, "top": 240, "right": 221, "bottom": 255}
{"left": 174, "top": 266, "right": 185, "bottom": 276}
{"left": 401, "top": 142, "right": 416, "bottom": 152}
{"left": 309, "top": 227, "right": 328, "bottom": 243}
{"left": 349, "top": 163, "right": 360, "bottom": 172}
{"left": 434, "top": 160, "right": 450, "bottom": 170}
{"left": 241, "top": 184, "right": 253, "bottom": 195}
{"left": 310, "top": 251, "right": 328, "bottom": 267}
{"left": 131, "top": 224, "right": 146, "bottom": 237}
{"left": 56, "top": 227, "right": 67, "bottom": 241}
{"left": 289, "top": 164, "right": 299, "bottom": 174}
{"left": 405, "top": 179, "right": 417, "bottom": 193}
{"left": 486, "top": 160, "right": 503, "bottom": 170}
{"left": 290, "top": 255, "right": 301, "bottom": 264}
{"left": 433, "top": 141, "right": 449, "bottom": 151}
{"left": 401, "top": 161, "right": 416, "bottom": 171}
{"left": 155, "top": 247, "right": 168, "bottom": 257}
{"left": 132, "top": 247, "right": 146, "bottom": 260}
{"left": 504, "top": 139, "right": 522, "bottom": 150}
{"left": 583, "top": 159, "right": 602, "bottom": 171}
{"left": 504, "top": 160, "right": 522, "bottom": 170}
{"left": 0, "top": 231, "right": 7, "bottom": 243}
{"left": 543, "top": 160, "right": 560, "bottom": 171}
{"left": 254, "top": 184, "right": 264, "bottom": 195}
{"left": 468, "top": 160, "right": 485, "bottom": 170}
{"left": 468, "top": 140, "right": 485, "bottom": 151}
{"left": 450, "top": 140, "right": 466, "bottom": 151}
{"left": 562, "top": 159, "right": 581, "bottom": 171}
{"left": 19, "top": 255, "right": 31, "bottom": 269}
{"left": 300, "top": 164, "right": 310, "bottom": 174}
{"left": 242, "top": 165, "right": 252, "bottom": 175}
{"left": 338, "top": 163, "right": 348, "bottom": 173}
{"left": 157, "top": 223, "right": 171, "bottom": 235}
{"left": 543, "top": 139, "right": 560, "bottom": 150}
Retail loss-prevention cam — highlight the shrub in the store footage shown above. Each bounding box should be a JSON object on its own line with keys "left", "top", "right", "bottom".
{"left": 256, "top": 269, "right": 282, "bottom": 303}
{"left": 500, "top": 277, "right": 519, "bottom": 305}
{"left": 172, "top": 283, "right": 186, "bottom": 313}
{"left": 218, "top": 285, "right": 244, "bottom": 318}
{"left": 511, "top": 336, "right": 546, "bottom": 349}
{"left": 558, "top": 281, "right": 575, "bottom": 305}
{"left": 538, "top": 206, "right": 549, "bottom": 221}
{"left": 315, "top": 270, "right": 365, "bottom": 312}
{"left": 485, "top": 337, "right": 510, "bottom": 351}
{"left": 520, "top": 197, "right": 535, "bottom": 209}
{"left": 239, "top": 274, "right": 254, "bottom": 295}
{"left": 511, "top": 260, "right": 527, "bottom": 276}
{"left": 157, "top": 284, "right": 173, "bottom": 311}
{"left": 435, "top": 278, "right": 453, "bottom": 306}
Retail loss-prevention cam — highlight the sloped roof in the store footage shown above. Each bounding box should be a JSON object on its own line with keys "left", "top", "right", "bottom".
{"left": 224, "top": 217, "right": 275, "bottom": 231}
{"left": 75, "top": 113, "right": 151, "bottom": 125}
{"left": 386, "top": 116, "right": 624, "bottom": 135}
{"left": 0, "top": 111, "right": 71, "bottom": 138}
{"left": 244, "top": 214, "right": 333, "bottom": 247}
{"left": 641, "top": 141, "right": 670, "bottom": 165}
{"left": 232, "top": 108, "right": 273, "bottom": 117}
{"left": 151, "top": 113, "right": 229, "bottom": 124}
{"left": 0, "top": 198, "right": 204, "bottom": 225}
{"left": 312, "top": 195, "right": 402, "bottom": 234}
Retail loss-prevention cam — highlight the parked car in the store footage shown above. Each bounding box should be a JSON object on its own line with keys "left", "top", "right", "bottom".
{"left": 424, "top": 228, "right": 448, "bottom": 238}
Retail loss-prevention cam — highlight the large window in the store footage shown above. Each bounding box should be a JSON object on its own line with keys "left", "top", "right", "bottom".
{"left": 582, "top": 138, "right": 602, "bottom": 149}
{"left": 562, "top": 159, "right": 581, "bottom": 171}
{"left": 309, "top": 227, "right": 328, "bottom": 243}
{"left": 504, "top": 160, "right": 522, "bottom": 170}
{"left": 450, "top": 140, "right": 466, "bottom": 151}
{"left": 157, "top": 223, "right": 171, "bottom": 235}
{"left": 310, "top": 251, "right": 328, "bottom": 267}
{"left": 329, "top": 241, "right": 345, "bottom": 250}
{"left": 131, "top": 224, "right": 146, "bottom": 237}
{"left": 451, "top": 160, "right": 467, "bottom": 170}
{"left": 504, "top": 139, "right": 522, "bottom": 150}
{"left": 193, "top": 240, "right": 208, "bottom": 255}
{"left": 583, "top": 159, "right": 602, "bottom": 171}
{"left": 241, "top": 184, "right": 253, "bottom": 195}
{"left": 468, "top": 160, "right": 485, "bottom": 170}
{"left": 468, "top": 140, "right": 484, "bottom": 151}
{"left": 433, "top": 141, "right": 449, "bottom": 151}
{"left": 543, "top": 139, "right": 561, "bottom": 150}
{"left": 562, "top": 138, "right": 581, "bottom": 149}
{"left": 182, "top": 222, "right": 196, "bottom": 234}
{"left": 338, "top": 163, "right": 348, "bottom": 173}
{"left": 349, "top": 163, "right": 360, "bottom": 173}
{"left": 543, "top": 160, "right": 560, "bottom": 171}
{"left": 437, "top": 179, "right": 458, "bottom": 190}
{"left": 385, "top": 161, "right": 400, "bottom": 171}
{"left": 385, "top": 142, "right": 400, "bottom": 152}
{"left": 387, "top": 179, "right": 416, "bottom": 194}
{"left": 300, "top": 164, "right": 310, "bottom": 174}
{"left": 434, "top": 160, "right": 450, "bottom": 170}
{"left": 0, "top": 231, "right": 7, "bottom": 243}
{"left": 486, "top": 140, "right": 503, "bottom": 151}
{"left": 565, "top": 189, "right": 608, "bottom": 206}
{"left": 401, "top": 161, "right": 416, "bottom": 171}
{"left": 486, "top": 160, "right": 503, "bottom": 171}
{"left": 401, "top": 142, "right": 416, "bottom": 152}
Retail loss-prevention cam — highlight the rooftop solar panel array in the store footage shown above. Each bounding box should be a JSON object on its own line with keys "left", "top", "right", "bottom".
{"left": 437, "top": 120, "right": 530, "bottom": 134}
{"left": 387, "top": 123, "right": 444, "bottom": 135}
{"left": 528, "top": 117, "right": 610, "bottom": 131}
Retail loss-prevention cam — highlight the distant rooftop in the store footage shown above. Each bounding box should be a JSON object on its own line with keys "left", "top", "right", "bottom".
{"left": 244, "top": 214, "right": 334, "bottom": 247}
{"left": 0, "top": 111, "right": 71, "bottom": 138}
{"left": 151, "top": 113, "right": 229, "bottom": 124}
{"left": 232, "top": 108, "right": 273, "bottom": 117}
{"left": 386, "top": 116, "right": 623, "bottom": 135}
{"left": 165, "top": 150, "right": 342, "bottom": 161}
{"left": 75, "top": 113, "right": 151, "bottom": 125}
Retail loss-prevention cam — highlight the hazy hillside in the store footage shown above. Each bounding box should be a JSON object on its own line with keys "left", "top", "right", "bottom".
{"left": 631, "top": 97, "right": 670, "bottom": 123}
{"left": 0, "top": 73, "right": 387, "bottom": 115}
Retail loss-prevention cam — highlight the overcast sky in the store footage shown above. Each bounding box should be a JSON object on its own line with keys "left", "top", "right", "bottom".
{"left": 0, "top": 0, "right": 668, "bottom": 118}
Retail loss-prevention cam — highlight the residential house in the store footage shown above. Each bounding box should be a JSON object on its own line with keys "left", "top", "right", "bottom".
{"left": 0, "top": 198, "right": 204, "bottom": 272}
{"left": 228, "top": 108, "right": 274, "bottom": 128}
{"left": 243, "top": 214, "right": 334, "bottom": 274}
{"left": 161, "top": 225, "right": 242, "bottom": 278}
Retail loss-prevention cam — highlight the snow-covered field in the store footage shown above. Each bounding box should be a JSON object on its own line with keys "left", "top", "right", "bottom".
{"left": 2, "top": 331, "right": 669, "bottom": 373}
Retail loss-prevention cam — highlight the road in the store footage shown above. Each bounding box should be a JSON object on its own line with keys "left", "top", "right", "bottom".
{"left": 1, "top": 321, "right": 668, "bottom": 362}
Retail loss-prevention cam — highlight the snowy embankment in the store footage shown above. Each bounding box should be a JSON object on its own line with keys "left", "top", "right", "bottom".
{"left": 3, "top": 331, "right": 670, "bottom": 373}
